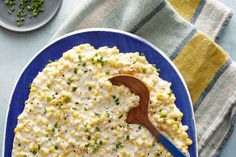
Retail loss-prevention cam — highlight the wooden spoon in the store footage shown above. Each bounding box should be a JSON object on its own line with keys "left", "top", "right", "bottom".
{"left": 109, "top": 74, "right": 187, "bottom": 157}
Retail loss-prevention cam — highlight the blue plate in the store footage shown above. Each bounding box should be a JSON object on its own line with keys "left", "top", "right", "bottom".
{"left": 3, "top": 28, "right": 197, "bottom": 157}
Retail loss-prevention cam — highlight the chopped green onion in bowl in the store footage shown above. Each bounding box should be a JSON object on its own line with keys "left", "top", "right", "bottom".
{"left": 4, "top": 0, "right": 44, "bottom": 27}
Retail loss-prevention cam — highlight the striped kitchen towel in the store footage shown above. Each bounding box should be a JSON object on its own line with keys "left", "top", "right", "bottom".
{"left": 52, "top": 0, "right": 236, "bottom": 156}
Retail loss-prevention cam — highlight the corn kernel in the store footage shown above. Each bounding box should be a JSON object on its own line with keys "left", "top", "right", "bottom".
{"left": 186, "top": 138, "right": 192, "bottom": 145}
{"left": 117, "top": 135, "right": 123, "bottom": 140}
{"left": 93, "top": 90, "right": 98, "bottom": 96}
{"left": 157, "top": 118, "right": 164, "bottom": 123}
{"left": 36, "top": 118, "right": 43, "bottom": 124}
{"left": 43, "top": 131, "right": 49, "bottom": 136}
{"left": 59, "top": 154, "right": 65, "bottom": 157}
{"left": 152, "top": 78, "right": 158, "bottom": 84}
{"left": 89, "top": 140, "right": 95, "bottom": 146}
{"left": 63, "top": 64, "right": 69, "bottom": 69}
{"left": 17, "top": 115, "right": 24, "bottom": 121}
{"left": 181, "top": 132, "right": 188, "bottom": 140}
{"left": 89, "top": 113, "right": 96, "bottom": 118}
{"left": 105, "top": 83, "right": 112, "bottom": 91}
{"left": 79, "top": 44, "right": 91, "bottom": 50}
{"left": 160, "top": 110, "right": 167, "bottom": 117}
{"left": 145, "top": 140, "right": 153, "bottom": 147}
{"left": 72, "top": 111, "right": 79, "bottom": 118}
{"left": 77, "top": 133, "right": 83, "bottom": 139}
{"left": 141, "top": 135, "right": 148, "bottom": 140}
{"left": 178, "top": 112, "right": 183, "bottom": 118}
{"left": 172, "top": 124, "right": 179, "bottom": 131}
{"left": 14, "top": 124, "right": 24, "bottom": 132}
{"left": 41, "top": 147, "right": 49, "bottom": 155}
{"left": 25, "top": 128, "right": 30, "bottom": 133}
{"left": 91, "top": 119, "right": 98, "bottom": 125}
{"left": 156, "top": 93, "right": 163, "bottom": 99}
{"left": 40, "top": 94, "right": 45, "bottom": 101}
{"left": 136, "top": 138, "right": 143, "bottom": 146}
{"left": 103, "top": 139, "right": 108, "bottom": 144}
{"left": 121, "top": 150, "right": 127, "bottom": 156}
{"left": 49, "top": 146, "right": 54, "bottom": 152}
{"left": 170, "top": 96, "right": 175, "bottom": 102}
{"left": 78, "top": 115, "right": 84, "bottom": 120}
{"left": 73, "top": 46, "right": 81, "bottom": 54}
{"left": 86, "top": 124, "right": 91, "bottom": 130}
{"left": 147, "top": 84, "right": 152, "bottom": 90}
{"left": 56, "top": 114, "right": 61, "bottom": 121}
{"left": 70, "top": 130, "right": 75, "bottom": 136}
{"left": 99, "top": 114, "right": 106, "bottom": 122}
{"left": 166, "top": 152, "right": 172, "bottom": 157}
{"left": 34, "top": 132, "right": 39, "bottom": 138}
{"left": 77, "top": 125, "right": 83, "bottom": 131}
{"left": 160, "top": 124, "right": 167, "bottom": 130}
{"left": 166, "top": 119, "right": 173, "bottom": 126}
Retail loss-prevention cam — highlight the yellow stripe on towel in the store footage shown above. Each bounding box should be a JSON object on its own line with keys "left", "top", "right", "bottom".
{"left": 173, "top": 32, "right": 229, "bottom": 104}
{"left": 168, "top": 0, "right": 201, "bottom": 21}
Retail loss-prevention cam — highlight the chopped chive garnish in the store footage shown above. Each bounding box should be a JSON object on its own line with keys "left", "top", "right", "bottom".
{"left": 28, "top": 83, "right": 32, "bottom": 89}
{"left": 99, "top": 140, "right": 103, "bottom": 145}
{"left": 54, "top": 145, "right": 58, "bottom": 150}
{"left": 142, "top": 68, "right": 146, "bottom": 73}
{"left": 8, "top": 10, "right": 13, "bottom": 14}
{"left": 72, "top": 87, "right": 77, "bottom": 92}
{"left": 67, "top": 78, "right": 74, "bottom": 85}
{"left": 87, "top": 135, "right": 91, "bottom": 140}
{"left": 94, "top": 112, "right": 101, "bottom": 117}
{"left": 95, "top": 126, "right": 101, "bottom": 132}
{"left": 64, "top": 97, "right": 71, "bottom": 103}
{"left": 32, "top": 150, "right": 37, "bottom": 155}
{"left": 54, "top": 122, "right": 58, "bottom": 128}
{"left": 74, "top": 67, "right": 78, "bottom": 74}
{"left": 118, "top": 114, "right": 123, "bottom": 119}
{"left": 115, "top": 98, "right": 119, "bottom": 102}
{"left": 4, "top": 0, "right": 45, "bottom": 26}
{"left": 115, "top": 142, "right": 123, "bottom": 151}
{"left": 46, "top": 97, "right": 52, "bottom": 103}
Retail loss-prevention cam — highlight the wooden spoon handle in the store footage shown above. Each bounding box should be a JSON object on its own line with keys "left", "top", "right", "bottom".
{"left": 145, "top": 120, "right": 187, "bottom": 157}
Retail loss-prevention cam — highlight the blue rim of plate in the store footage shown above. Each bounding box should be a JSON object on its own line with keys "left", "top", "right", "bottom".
{"left": 3, "top": 28, "right": 198, "bottom": 157}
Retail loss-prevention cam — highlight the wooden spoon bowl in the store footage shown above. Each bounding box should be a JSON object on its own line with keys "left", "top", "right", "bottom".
{"left": 109, "top": 74, "right": 187, "bottom": 157}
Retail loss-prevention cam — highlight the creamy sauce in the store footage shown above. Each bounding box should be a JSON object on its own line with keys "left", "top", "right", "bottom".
{"left": 13, "top": 44, "right": 192, "bottom": 157}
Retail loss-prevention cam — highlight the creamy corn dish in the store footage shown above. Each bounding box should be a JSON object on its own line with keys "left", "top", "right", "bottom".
{"left": 13, "top": 44, "right": 192, "bottom": 157}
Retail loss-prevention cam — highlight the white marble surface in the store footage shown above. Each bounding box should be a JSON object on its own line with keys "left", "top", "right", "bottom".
{"left": 0, "top": 0, "right": 235, "bottom": 156}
